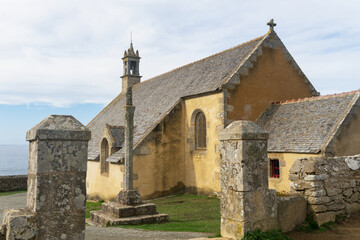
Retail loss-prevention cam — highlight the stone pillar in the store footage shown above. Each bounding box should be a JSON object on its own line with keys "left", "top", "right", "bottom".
{"left": 124, "top": 86, "right": 135, "bottom": 191}
{"left": 1, "top": 115, "right": 90, "bottom": 240}
{"left": 116, "top": 86, "right": 142, "bottom": 205}
{"left": 219, "top": 121, "right": 277, "bottom": 239}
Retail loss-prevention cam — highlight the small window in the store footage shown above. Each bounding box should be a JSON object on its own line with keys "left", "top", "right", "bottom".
{"left": 101, "top": 138, "right": 110, "bottom": 174}
{"left": 195, "top": 111, "right": 206, "bottom": 149}
{"left": 270, "top": 159, "right": 280, "bottom": 178}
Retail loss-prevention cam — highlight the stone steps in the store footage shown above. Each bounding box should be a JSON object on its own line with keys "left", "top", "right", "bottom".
{"left": 90, "top": 210, "right": 169, "bottom": 227}
{"left": 89, "top": 201, "right": 169, "bottom": 227}
{"left": 102, "top": 202, "right": 157, "bottom": 218}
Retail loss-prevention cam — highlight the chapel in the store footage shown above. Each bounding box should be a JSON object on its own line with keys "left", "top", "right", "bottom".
{"left": 86, "top": 20, "right": 360, "bottom": 200}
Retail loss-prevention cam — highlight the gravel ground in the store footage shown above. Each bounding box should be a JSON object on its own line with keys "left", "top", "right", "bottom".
{"left": 85, "top": 226, "right": 210, "bottom": 240}
{"left": 0, "top": 193, "right": 211, "bottom": 240}
{"left": 0, "top": 192, "right": 27, "bottom": 221}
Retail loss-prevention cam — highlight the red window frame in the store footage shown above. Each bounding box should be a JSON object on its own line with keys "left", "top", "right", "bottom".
{"left": 270, "top": 159, "right": 280, "bottom": 178}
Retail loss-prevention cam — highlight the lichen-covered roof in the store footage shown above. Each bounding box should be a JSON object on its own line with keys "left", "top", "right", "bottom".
{"left": 256, "top": 91, "right": 359, "bottom": 153}
{"left": 87, "top": 34, "right": 268, "bottom": 162}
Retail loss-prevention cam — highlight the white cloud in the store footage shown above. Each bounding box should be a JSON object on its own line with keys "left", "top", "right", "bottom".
{"left": 1, "top": 0, "right": 360, "bottom": 106}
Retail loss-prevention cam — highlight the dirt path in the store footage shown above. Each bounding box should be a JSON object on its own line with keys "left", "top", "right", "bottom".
{"left": 0, "top": 193, "right": 210, "bottom": 240}
{"left": 286, "top": 212, "right": 360, "bottom": 240}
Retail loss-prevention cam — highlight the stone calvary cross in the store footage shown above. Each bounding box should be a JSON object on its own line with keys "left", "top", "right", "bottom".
{"left": 125, "top": 86, "right": 135, "bottom": 190}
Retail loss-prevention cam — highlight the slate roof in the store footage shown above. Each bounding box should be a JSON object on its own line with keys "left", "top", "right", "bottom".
{"left": 108, "top": 125, "right": 124, "bottom": 148}
{"left": 87, "top": 30, "right": 318, "bottom": 162}
{"left": 256, "top": 91, "right": 360, "bottom": 153}
{"left": 87, "top": 34, "right": 268, "bottom": 161}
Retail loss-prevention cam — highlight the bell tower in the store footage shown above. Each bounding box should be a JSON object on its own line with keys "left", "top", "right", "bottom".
{"left": 121, "top": 42, "right": 141, "bottom": 91}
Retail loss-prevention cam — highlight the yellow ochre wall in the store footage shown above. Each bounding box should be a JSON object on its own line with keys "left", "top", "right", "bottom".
{"left": 227, "top": 46, "right": 314, "bottom": 122}
{"left": 132, "top": 105, "right": 185, "bottom": 199}
{"left": 268, "top": 152, "right": 320, "bottom": 193}
{"left": 183, "top": 92, "right": 224, "bottom": 195}
{"left": 87, "top": 105, "right": 185, "bottom": 201}
{"left": 86, "top": 161, "right": 124, "bottom": 201}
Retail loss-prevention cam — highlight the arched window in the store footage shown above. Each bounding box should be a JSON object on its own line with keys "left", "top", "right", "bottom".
{"left": 101, "top": 138, "right": 110, "bottom": 174}
{"left": 195, "top": 112, "right": 206, "bottom": 149}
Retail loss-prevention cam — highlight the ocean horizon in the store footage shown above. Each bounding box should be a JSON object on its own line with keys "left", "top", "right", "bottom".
{"left": 0, "top": 144, "right": 28, "bottom": 176}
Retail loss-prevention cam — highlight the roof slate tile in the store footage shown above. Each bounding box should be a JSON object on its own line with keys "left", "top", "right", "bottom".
{"left": 257, "top": 92, "right": 358, "bottom": 153}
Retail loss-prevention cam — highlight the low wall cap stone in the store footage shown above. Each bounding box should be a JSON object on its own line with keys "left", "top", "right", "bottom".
{"left": 26, "top": 115, "right": 91, "bottom": 141}
{"left": 219, "top": 120, "right": 269, "bottom": 140}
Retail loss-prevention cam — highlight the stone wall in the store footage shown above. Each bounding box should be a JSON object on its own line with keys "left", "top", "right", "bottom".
{"left": 218, "top": 121, "right": 277, "bottom": 238}
{"left": 0, "top": 175, "right": 27, "bottom": 192}
{"left": 1, "top": 115, "right": 90, "bottom": 240}
{"left": 218, "top": 120, "right": 308, "bottom": 238}
{"left": 277, "top": 196, "right": 307, "bottom": 232}
{"left": 290, "top": 155, "right": 360, "bottom": 225}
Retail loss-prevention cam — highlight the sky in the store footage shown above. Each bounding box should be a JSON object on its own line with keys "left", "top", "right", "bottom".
{"left": 1, "top": 0, "right": 360, "bottom": 144}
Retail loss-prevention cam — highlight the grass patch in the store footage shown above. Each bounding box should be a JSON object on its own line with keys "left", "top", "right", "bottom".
{"left": 242, "top": 229, "right": 291, "bottom": 240}
{"left": 0, "top": 190, "right": 26, "bottom": 197}
{"left": 86, "top": 201, "right": 103, "bottom": 218}
{"left": 120, "top": 194, "right": 220, "bottom": 236}
{"left": 296, "top": 214, "right": 343, "bottom": 233}
{"left": 319, "top": 221, "right": 336, "bottom": 232}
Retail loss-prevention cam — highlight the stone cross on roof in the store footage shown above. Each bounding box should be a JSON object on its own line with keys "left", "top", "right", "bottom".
{"left": 267, "top": 19, "right": 276, "bottom": 30}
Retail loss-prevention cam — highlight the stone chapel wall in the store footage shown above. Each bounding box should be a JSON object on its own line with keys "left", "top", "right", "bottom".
{"left": 290, "top": 155, "right": 360, "bottom": 225}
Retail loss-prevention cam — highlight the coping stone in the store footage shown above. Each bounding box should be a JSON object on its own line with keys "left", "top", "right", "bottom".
{"left": 26, "top": 115, "right": 91, "bottom": 141}
{"left": 218, "top": 121, "right": 269, "bottom": 141}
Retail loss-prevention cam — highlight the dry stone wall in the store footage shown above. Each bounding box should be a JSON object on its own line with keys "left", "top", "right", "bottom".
{"left": 290, "top": 155, "right": 360, "bottom": 225}
{"left": 0, "top": 175, "right": 27, "bottom": 192}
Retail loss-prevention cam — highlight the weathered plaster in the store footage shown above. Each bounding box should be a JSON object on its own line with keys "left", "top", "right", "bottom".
{"left": 184, "top": 92, "right": 223, "bottom": 195}
{"left": 226, "top": 46, "right": 315, "bottom": 122}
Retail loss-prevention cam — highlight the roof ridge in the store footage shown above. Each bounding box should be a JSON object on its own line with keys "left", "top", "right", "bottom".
{"left": 320, "top": 90, "right": 360, "bottom": 153}
{"left": 132, "top": 33, "right": 268, "bottom": 90}
{"left": 272, "top": 90, "right": 359, "bottom": 105}
{"left": 221, "top": 31, "right": 270, "bottom": 87}
{"left": 108, "top": 125, "right": 124, "bottom": 128}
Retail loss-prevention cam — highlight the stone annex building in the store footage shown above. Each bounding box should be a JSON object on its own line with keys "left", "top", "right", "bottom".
{"left": 86, "top": 25, "right": 360, "bottom": 201}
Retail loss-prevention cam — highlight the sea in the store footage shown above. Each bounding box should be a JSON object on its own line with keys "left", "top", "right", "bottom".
{"left": 0, "top": 145, "right": 28, "bottom": 176}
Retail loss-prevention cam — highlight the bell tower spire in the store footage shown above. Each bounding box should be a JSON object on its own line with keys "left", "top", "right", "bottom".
{"left": 121, "top": 39, "right": 141, "bottom": 91}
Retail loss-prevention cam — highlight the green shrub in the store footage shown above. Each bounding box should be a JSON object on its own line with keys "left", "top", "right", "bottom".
{"left": 296, "top": 214, "right": 319, "bottom": 232}
{"left": 335, "top": 214, "right": 347, "bottom": 223}
{"left": 242, "top": 229, "right": 291, "bottom": 240}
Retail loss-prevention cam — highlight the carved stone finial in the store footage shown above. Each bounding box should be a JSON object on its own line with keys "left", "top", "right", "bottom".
{"left": 267, "top": 19, "right": 277, "bottom": 31}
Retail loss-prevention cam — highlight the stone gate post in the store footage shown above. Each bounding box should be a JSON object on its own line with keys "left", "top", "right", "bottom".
{"left": 219, "top": 121, "right": 277, "bottom": 239}
{"left": 1, "top": 115, "right": 90, "bottom": 240}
